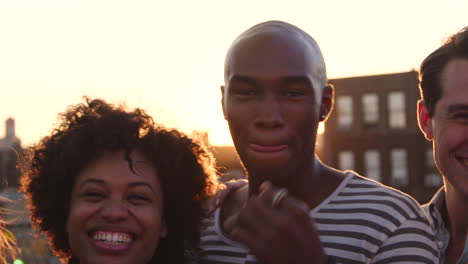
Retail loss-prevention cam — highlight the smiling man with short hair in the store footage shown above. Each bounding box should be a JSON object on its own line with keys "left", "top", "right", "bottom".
{"left": 418, "top": 26, "right": 468, "bottom": 264}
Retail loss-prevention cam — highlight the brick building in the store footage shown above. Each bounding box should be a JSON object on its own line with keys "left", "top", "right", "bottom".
{"left": 318, "top": 71, "right": 441, "bottom": 203}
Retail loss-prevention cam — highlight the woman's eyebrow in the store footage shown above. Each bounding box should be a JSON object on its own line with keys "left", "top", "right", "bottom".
{"left": 78, "top": 178, "right": 104, "bottom": 190}
{"left": 128, "top": 182, "right": 155, "bottom": 193}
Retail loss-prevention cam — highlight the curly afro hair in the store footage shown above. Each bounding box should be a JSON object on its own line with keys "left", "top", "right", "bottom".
{"left": 20, "top": 98, "right": 219, "bottom": 263}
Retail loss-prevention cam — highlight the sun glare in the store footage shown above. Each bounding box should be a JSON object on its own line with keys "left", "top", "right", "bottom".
{"left": 318, "top": 122, "right": 325, "bottom": 135}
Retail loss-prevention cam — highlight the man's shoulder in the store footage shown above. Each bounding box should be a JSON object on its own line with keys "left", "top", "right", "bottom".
{"left": 199, "top": 207, "right": 251, "bottom": 263}
{"left": 313, "top": 172, "right": 438, "bottom": 264}
{"left": 200, "top": 185, "right": 249, "bottom": 240}
{"left": 338, "top": 172, "right": 427, "bottom": 220}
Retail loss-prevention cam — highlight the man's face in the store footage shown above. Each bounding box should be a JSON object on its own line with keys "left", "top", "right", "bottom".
{"left": 222, "top": 32, "right": 330, "bottom": 183}
{"left": 418, "top": 58, "right": 468, "bottom": 200}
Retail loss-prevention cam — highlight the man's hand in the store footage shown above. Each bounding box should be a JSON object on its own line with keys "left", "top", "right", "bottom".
{"left": 231, "top": 181, "right": 328, "bottom": 264}
{"left": 204, "top": 179, "right": 248, "bottom": 213}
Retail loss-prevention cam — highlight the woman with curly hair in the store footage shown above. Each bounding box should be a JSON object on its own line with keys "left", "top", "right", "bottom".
{"left": 20, "top": 98, "right": 218, "bottom": 264}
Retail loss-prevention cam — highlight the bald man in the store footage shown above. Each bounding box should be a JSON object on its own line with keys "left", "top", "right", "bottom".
{"left": 198, "top": 21, "right": 439, "bottom": 264}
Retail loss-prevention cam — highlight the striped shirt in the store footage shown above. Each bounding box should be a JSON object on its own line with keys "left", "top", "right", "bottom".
{"left": 199, "top": 172, "right": 439, "bottom": 264}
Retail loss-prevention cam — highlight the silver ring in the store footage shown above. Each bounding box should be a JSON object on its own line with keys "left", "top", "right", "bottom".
{"left": 271, "top": 188, "right": 288, "bottom": 207}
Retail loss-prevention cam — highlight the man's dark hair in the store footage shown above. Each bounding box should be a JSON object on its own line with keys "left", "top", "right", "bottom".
{"left": 419, "top": 26, "right": 468, "bottom": 116}
{"left": 20, "top": 98, "right": 218, "bottom": 263}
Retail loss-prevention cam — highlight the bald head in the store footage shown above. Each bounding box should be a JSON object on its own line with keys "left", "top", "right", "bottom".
{"left": 224, "top": 20, "right": 328, "bottom": 93}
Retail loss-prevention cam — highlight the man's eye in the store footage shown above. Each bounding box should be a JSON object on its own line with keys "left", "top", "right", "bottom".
{"left": 285, "top": 90, "right": 304, "bottom": 97}
{"left": 453, "top": 113, "right": 468, "bottom": 120}
{"left": 236, "top": 90, "right": 257, "bottom": 96}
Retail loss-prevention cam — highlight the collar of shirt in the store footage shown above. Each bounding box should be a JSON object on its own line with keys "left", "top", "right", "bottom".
{"left": 422, "top": 187, "right": 468, "bottom": 264}
{"left": 424, "top": 188, "right": 446, "bottom": 231}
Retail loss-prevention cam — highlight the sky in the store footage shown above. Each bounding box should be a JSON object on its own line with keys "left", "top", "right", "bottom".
{"left": 1, "top": 0, "right": 467, "bottom": 147}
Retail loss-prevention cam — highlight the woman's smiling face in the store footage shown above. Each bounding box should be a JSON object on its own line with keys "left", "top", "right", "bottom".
{"left": 66, "top": 150, "right": 166, "bottom": 264}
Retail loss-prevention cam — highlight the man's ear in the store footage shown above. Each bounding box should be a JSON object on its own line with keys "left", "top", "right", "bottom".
{"left": 319, "top": 84, "right": 334, "bottom": 122}
{"left": 221, "top": 85, "right": 227, "bottom": 120}
{"left": 417, "top": 99, "right": 434, "bottom": 140}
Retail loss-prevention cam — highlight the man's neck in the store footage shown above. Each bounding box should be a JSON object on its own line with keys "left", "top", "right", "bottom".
{"left": 220, "top": 158, "right": 345, "bottom": 236}
{"left": 247, "top": 158, "right": 344, "bottom": 209}
{"left": 444, "top": 184, "right": 468, "bottom": 263}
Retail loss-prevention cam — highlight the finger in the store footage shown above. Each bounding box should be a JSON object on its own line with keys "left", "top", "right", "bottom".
{"left": 213, "top": 184, "right": 229, "bottom": 209}
{"left": 270, "top": 194, "right": 316, "bottom": 238}
{"left": 216, "top": 180, "right": 248, "bottom": 207}
{"left": 227, "top": 178, "right": 248, "bottom": 188}
{"left": 278, "top": 193, "right": 309, "bottom": 212}
{"left": 256, "top": 189, "right": 310, "bottom": 233}
{"left": 258, "top": 183, "right": 286, "bottom": 209}
{"left": 231, "top": 226, "right": 273, "bottom": 262}
{"left": 234, "top": 204, "right": 300, "bottom": 263}
{"left": 231, "top": 226, "right": 266, "bottom": 256}
{"left": 202, "top": 183, "right": 228, "bottom": 213}
{"left": 259, "top": 180, "right": 273, "bottom": 192}
{"left": 219, "top": 179, "right": 248, "bottom": 205}
{"left": 259, "top": 183, "right": 309, "bottom": 212}
{"left": 236, "top": 196, "right": 271, "bottom": 235}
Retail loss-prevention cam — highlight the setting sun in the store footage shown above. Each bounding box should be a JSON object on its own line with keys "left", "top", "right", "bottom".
{"left": 1, "top": 0, "right": 467, "bottom": 147}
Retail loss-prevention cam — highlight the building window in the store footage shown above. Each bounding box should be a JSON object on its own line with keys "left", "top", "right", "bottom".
{"left": 364, "top": 150, "right": 381, "bottom": 182}
{"left": 391, "top": 148, "right": 408, "bottom": 187}
{"left": 425, "top": 173, "right": 442, "bottom": 187}
{"left": 424, "top": 148, "right": 442, "bottom": 187}
{"left": 388, "top": 91, "right": 406, "bottom": 128}
{"left": 337, "top": 96, "right": 353, "bottom": 129}
{"left": 362, "top": 93, "right": 379, "bottom": 126}
{"left": 338, "top": 151, "right": 354, "bottom": 171}
{"left": 425, "top": 148, "right": 435, "bottom": 169}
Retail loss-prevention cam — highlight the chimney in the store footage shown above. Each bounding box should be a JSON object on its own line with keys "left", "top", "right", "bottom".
{"left": 6, "top": 118, "right": 15, "bottom": 138}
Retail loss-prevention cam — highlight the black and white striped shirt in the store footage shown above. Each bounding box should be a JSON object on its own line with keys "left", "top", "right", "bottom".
{"left": 199, "top": 172, "right": 439, "bottom": 264}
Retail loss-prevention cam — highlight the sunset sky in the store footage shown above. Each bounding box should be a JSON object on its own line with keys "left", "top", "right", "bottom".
{"left": 1, "top": 0, "right": 467, "bottom": 147}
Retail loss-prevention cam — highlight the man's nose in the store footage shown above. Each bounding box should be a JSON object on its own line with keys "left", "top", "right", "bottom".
{"left": 254, "top": 96, "right": 284, "bottom": 129}
{"left": 100, "top": 199, "right": 129, "bottom": 222}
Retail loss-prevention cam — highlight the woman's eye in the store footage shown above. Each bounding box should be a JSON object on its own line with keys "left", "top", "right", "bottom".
{"left": 128, "top": 195, "right": 150, "bottom": 204}
{"left": 82, "top": 192, "right": 105, "bottom": 201}
{"left": 84, "top": 192, "right": 103, "bottom": 197}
